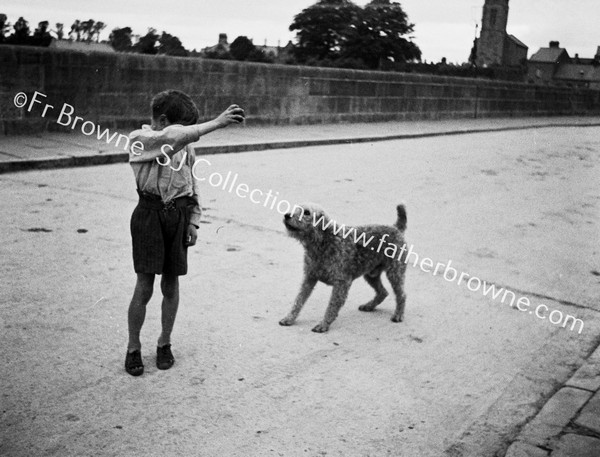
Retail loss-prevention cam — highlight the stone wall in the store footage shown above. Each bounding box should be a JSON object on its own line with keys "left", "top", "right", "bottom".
{"left": 1, "top": 44, "right": 600, "bottom": 134}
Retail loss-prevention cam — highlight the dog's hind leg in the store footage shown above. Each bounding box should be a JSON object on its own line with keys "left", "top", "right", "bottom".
{"left": 358, "top": 273, "right": 388, "bottom": 312}
{"left": 386, "top": 265, "right": 407, "bottom": 323}
{"left": 312, "top": 280, "right": 352, "bottom": 333}
{"left": 280, "top": 276, "right": 317, "bottom": 327}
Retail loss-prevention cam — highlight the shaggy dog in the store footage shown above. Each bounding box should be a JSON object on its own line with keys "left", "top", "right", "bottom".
{"left": 280, "top": 203, "right": 408, "bottom": 333}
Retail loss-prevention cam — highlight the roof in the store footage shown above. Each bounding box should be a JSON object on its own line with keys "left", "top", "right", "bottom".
{"left": 507, "top": 34, "right": 527, "bottom": 49}
{"left": 572, "top": 57, "right": 595, "bottom": 65}
{"left": 49, "top": 39, "right": 115, "bottom": 53}
{"left": 529, "top": 46, "right": 569, "bottom": 63}
{"left": 201, "top": 43, "right": 229, "bottom": 53}
{"left": 258, "top": 45, "right": 280, "bottom": 57}
{"left": 553, "top": 63, "right": 600, "bottom": 82}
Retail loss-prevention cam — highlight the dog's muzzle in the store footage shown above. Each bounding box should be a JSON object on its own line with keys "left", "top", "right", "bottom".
{"left": 283, "top": 214, "right": 300, "bottom": 231}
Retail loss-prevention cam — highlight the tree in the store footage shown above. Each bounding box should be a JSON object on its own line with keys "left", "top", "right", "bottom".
{"left": 80, "top": 19, "right": 95, "bottom": 41}
{"left": 289, "top": 0, "right": 420, "bottom": 69}
{"left": 342, "top": 0, "right": 421, "bottom": 68}
{"left": 67, "top": 19, "right": 105, "bottom": 42}
{"left": 32, "top": 20, "right": 52, "bottom": 46}
{"left": 8, "top": 16, "right": 31, "bottom": 45}
{"left": 69, "top": 20, "right": 81, "bottom": 40}
{"left": 92, "top": 21, "right": 106, "bottom": 42}
{"left": 0, "top": 14, "right": 8, "bottom": 43}
{"left": 468, "top": 38, "right": 478, "bottom": 67}
{"left": 204, "top": 48, "right": 232, "bottom": 60}
{"left": 133, "top": 28, "right": 159, "bottom": 54}
{"left": 55, "top": 23, "right": 64, "bottom": 40}
{"left": 109, "top": 27, "right": 133, "bottom": 51}
{"left": 248, "top": 47, "right": 273, "bottom": 63}
{"left": 228, "top": 36, "right": 273, "bottom": 63}
{"left": 230, "top": 36, "right": 255, "bottom": 61}
{"left": 289, "top": 0, "right": 361, "bottom": 63}
{"left": 158, "top": 31, "right": 188, "bottom": 56}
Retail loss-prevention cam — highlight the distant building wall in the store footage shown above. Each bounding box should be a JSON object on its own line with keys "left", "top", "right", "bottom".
{"left": 528, "top": 41, "right": 600, "bottom": 89}
{"left": 527, "top": 62, "right": 560, "bottom": 84}
{"left": 503, "top": 37, "right": 527, "bottom": 67}
{"left": 1, "top": 45, "right": 600, "bottom": 134}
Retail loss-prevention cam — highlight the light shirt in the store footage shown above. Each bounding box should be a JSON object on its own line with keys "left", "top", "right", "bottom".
{"left": 128, "top": 124, "right": 202, "bottom": 227}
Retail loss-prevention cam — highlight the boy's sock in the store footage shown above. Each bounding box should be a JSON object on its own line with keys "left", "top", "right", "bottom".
{"left": 127, "top": 344, "right": 142, "bottom": 353}
{"left": 157, "top": 335, "right": 170, "bottom": 348}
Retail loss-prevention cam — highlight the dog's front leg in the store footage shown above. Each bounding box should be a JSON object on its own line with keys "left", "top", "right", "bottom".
{"left": 279, "top": 276, "right": 318, "bottom": 327}
{"left": 312, "top": 280, "right": 351, "bottom": 333}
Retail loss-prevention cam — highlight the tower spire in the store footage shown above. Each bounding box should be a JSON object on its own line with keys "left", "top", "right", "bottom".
{"left": 475, "top": 0, "right": 509, "bottom": 67}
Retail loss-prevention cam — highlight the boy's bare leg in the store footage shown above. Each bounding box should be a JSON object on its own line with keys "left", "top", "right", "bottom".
{"left": 157, "top": 273, "right": 179, "bottom": 348}
{"left": 127, "top": 273, "right": 155, "bottom": 352}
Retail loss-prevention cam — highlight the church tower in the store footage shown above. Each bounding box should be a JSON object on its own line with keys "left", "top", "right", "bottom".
{"left": 476, "top": 0, "right": 509, "bottom": 67}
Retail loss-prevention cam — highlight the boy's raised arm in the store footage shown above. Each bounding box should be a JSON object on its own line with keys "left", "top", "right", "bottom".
{"left": 129, "top": 105, "right": 244, "bottom": 163}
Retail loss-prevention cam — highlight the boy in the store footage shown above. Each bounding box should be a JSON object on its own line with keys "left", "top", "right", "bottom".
{"left": 125, "top": 89, "right": 244, "bottom": 376}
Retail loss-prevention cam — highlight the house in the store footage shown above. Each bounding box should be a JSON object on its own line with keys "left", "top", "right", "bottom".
{"left": 527, "top": 41, "right": 571, "bottom": 83}
{"left": 528, "top": 42, "right": 600, "bottom": 89}
{"left": 256, "top": 40, "right": 294, "bottom": 63}
{"left": 503, "top": 34, "right": 528, "bottom": 67}
{"left": 201, "top": 33, "right": 294, "bottom": 63}
{"left": 201, "top": 33, "right": 230, "bottom": 57}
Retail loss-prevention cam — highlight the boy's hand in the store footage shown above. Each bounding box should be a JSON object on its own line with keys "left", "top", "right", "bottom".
{"left": 185, "top": 224, "right": 197, "bottom": 247}
{"left": 216, "top": 105, "right": 245, "bottom": 128}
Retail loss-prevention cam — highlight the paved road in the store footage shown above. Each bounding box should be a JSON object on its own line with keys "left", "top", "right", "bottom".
{"left": 1, "top": 125, "right": 599, "bottom": 456}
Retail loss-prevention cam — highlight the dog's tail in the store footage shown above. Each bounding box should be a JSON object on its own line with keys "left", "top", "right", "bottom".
{"left": 395, "top": 204, "right": 407, "bottom": 231}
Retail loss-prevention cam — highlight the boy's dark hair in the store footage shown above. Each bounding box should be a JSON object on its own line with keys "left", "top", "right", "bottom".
{"left": 151, "top": 90, "right": 199, "bottom": 126}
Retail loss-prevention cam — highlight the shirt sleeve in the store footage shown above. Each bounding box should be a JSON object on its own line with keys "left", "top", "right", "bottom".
{"left": 128, "top": 124, "right": 201, "bottom": 163}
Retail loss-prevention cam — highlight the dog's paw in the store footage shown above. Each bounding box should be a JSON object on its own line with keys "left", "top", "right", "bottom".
{"left": 311, "top": 323, "right": 330, "bottom": 333}
{"left": 279, "top": 317, "right": 295, "bottom": 326}
{"left": 358, "top": 304, "right": 375, "bottom": 312}
{"left": 391, "top": 314, "right": 403, "bottom": 323}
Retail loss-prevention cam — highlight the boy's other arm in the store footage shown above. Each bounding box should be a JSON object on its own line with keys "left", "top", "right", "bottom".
{"left": 185, "top": 149, "right": 202, "bottom": 247}
{"left": 188, "top": 149, "right": 203, "bottom": 228}
{"left": 129, "top": 105, "right": 245, "bottom": 163}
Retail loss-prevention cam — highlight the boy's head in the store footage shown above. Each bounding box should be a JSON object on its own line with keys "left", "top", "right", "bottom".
{"left": 151, "top": 90, "right": 199, "bottom": 130}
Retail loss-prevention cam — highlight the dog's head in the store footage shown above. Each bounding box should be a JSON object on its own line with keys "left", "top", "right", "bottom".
{"left": 283, "top": 202, "right": 331, "bottom": 244}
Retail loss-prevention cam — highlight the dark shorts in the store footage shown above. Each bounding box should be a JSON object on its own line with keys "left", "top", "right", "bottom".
{"left": 130, "top": 192, "right": 194, "bottom": 276}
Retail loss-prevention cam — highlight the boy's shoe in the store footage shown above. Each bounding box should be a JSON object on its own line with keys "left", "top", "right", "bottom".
{"left": 125, "top": 350, "right": 144, "bottom": 376}
{"left": 157, "top": 344, "right": 175, "bottom": 370}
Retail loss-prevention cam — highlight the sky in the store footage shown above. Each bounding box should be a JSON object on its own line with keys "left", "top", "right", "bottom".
{"left": 3, "top": 1, "right": 599, "bottom": 64}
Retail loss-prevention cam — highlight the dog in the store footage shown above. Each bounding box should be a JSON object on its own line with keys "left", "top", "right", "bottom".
{"left": 280, "top": 203, "right": 407, "bottom": 333}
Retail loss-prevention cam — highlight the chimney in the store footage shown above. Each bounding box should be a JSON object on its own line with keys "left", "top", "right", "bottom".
{"left": 596, "top": 46, "right": 600, "bottom": 59}
{"left": 549, "top": 41, "right": 560, "bottom": 48}
{"left": 218, "top": 33, "right": 228, "bottom": 45}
